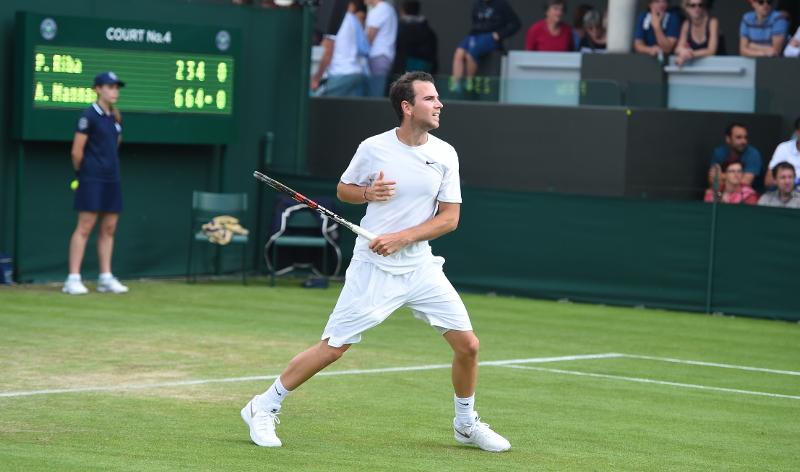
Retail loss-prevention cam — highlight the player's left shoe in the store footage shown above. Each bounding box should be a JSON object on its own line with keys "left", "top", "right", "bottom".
{"left": 453, "top": 412, "right": 511, "bottom": 452}
{"left": 241, "top": 396, "right": 282, "bottom": 447}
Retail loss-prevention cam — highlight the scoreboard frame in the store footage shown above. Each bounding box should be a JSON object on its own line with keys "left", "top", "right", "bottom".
{"left": 13, "top": 11, "right": 242, "bottom": 144}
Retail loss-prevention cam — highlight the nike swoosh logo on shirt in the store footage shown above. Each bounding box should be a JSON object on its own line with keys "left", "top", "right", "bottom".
{"left": 425, "top": 161, "right": 435, "bottom": 165}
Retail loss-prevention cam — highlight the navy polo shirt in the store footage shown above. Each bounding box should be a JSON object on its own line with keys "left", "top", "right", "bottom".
{"left": 710, "top": 144, "right": 763, "bottom": 177}
{"left": 75, "top": 102, "right": 122, "bottom": 182}
{"left": 634, "top": 11, "right": 681, "bottom": 46}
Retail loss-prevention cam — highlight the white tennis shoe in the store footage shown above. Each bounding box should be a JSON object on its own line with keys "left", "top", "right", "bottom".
{"left": 453, "top": 413, "right": 511, "bottom": 452}
{"left": 62, "top": 278, "right": 89, "bottom": 295}
{"left": 241, "top": 396, "right": 282, "bottom": 447}
{"left": 97, "top": 276, "right": 128, "bottom": 294}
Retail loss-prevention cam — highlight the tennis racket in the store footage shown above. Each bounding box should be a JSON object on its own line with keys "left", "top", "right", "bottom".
{"left": 253, "top": 171, "right": 377, "bottom": 241}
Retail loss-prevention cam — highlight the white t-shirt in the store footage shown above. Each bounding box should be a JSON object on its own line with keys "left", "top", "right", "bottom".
{"left": 340, "top": 128, "right": 462, "bottom": 274}
{"left": 327, "top": 12, "right": 363, "bottom": 76}
{"left": 366, "top": 1, "right": 397, "bottom": 60}
{"left": 768, "top": 139, "right": 800, "bottom": 179}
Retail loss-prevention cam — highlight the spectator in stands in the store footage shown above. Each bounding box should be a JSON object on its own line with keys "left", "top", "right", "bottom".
{"left": 364, "top": 0, "right": 398, "bottom": 96}
{"left": 765, "top": 117, "right": 800, "bottom": 187}
{"left": 709, "top": 122, "right": 763, "bottom": 189}
{"left": 450, "top": 0, "right": 521, "bottom": 93}
{"left": 392, "top": 1, "right": 438, "bottom": 76}
{"left": 525, "top": 0, "right": 574, "bottom": 52}
{"left": 674, "top": 0, "right": 721, "bottom": 66}
{"left": 571, "top": 4, "right": 595, "bottom": 50}
{"left": 633, "top": 0, "right": 681, "bottom": 58}
{"left": 311, "top": 0, "right": 369, "bottom": 96}
{"left": 783, "top": 25, "right": 800, "bottom": 57}
{"left": 578, "top": 9, "right": 607, "bottom": 52}
{"left": 758, "top": 162, "right": 800, "bottom": 208}
{"left": 740, "top": 0, "right": 788, "bottom": 57}
{"left": 704, "top": 161, "right": 759, "bottom": 204}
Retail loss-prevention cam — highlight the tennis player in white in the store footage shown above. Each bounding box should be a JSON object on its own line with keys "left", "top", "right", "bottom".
{"left": 241, "top": 71, "right": 510, "bottom": 452}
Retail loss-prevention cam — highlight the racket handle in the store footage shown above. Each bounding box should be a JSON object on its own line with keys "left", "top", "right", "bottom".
{"left": 352, "top": 226, "right": 377, "bottom": 241}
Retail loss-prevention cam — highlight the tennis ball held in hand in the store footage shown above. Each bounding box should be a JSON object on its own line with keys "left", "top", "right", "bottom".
{"left": 70, "top": 179, "right": 79, "bottom": 191}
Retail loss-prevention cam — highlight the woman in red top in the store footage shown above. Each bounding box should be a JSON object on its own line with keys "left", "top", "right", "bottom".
{"left": 704, "top": 161, "right": 759, "bottom": 205}
{"left": 525, "top": 0, "right": 574, "bottom": 51}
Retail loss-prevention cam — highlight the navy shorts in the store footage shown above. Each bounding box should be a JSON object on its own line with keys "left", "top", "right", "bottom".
{"left": 74, "top": 179, "right": 123, "bottom": 213}
{"left": 458, "top": 33, "right": 498, "bottom": 60}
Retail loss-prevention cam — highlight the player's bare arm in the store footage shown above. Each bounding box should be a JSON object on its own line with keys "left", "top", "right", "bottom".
{"left": 71, "top": 132, "right": 88, "bottom": 171}
{"left": 337, "top": 170, "right": 396, "bottom": 203}
{"left": 369, "top": 202, "right": 460, "bottom": 257}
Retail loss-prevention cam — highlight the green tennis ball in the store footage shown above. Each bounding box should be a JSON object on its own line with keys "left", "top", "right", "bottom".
{"left": 70, "top": 179, "right": 79, "bottom": 191}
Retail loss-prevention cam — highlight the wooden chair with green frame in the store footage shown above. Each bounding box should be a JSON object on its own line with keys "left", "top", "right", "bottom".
{"left": 186, "top": 191, "right": 249, "bottom": 284}
{"left": 264, "top": 203, "right": 341, "bottom": 286}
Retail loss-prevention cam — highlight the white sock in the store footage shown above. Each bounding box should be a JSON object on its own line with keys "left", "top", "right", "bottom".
{"left": 258, "top": 377, "right": 291, "bottom": 413}
{"left": 455, "top": 394, "right": 475, "bottom": 425}
{"left": 67, "top": 273, "right": 81, "bottom": 282}
{"left": 99, "top": 272, "right": 113, "bottom": 281}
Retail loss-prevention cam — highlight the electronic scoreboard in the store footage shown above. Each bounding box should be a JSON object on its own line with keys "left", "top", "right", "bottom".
{"left": 14, "top": 12, "right": 241, "bottom": 143}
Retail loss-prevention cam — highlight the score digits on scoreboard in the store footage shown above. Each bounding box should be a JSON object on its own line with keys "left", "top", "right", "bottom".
{"left": 32, "top": 46, "right": 234, "bottom": 115}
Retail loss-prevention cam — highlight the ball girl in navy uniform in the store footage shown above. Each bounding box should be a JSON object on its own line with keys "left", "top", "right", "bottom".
{"left": 63, "top": 72, "right": 129, "bottom": 295}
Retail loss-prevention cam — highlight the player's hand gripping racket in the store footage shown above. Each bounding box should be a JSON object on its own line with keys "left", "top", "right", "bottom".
{"left": 253, "top": 171, "right": 377, "bottom": 241}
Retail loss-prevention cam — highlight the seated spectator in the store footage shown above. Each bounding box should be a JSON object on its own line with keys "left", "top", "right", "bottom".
{"left": 365, "top": 0, "right": 398, "bottom": 97}
{"left": 704, "top": 161, "right": 759, "bottom": 205}
{"left": 784, "top": 26, "right": 800, "bottom": 57}
{"left": 633, "top": 0, "right": 681, "bottom": 57}
{"left": 571, "top": 4, "right": 595, "bottom": 50}
{"left": 525, "top": 0, "right": 574, "bottom": 52}
{"left": 765, "top": 117, "right": 800, "bottom": 187}
{"left": 392, "top": 0, "right": 439, "bottom": 76}
{"left": 739, "top": 0, "right": 788, "bottom": 57}
{"left": 451, "top": 0, "right": 521, "bottom": 93}
{"left": 311, "top": 0, "right": 368, "bottom": 97}
{"left": 709, "top": 122, "right": 763, "bottom": 189}
{"left": 578, "top": 9, "right": 607, "bottom": 52}
{"left": 675, "top": 0, "right": 721, "bottom": 66}
{"left": 758, "top": 162, "right": 800, "bottom": 208}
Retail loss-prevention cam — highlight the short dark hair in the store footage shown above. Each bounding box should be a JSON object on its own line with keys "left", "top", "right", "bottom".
{"left": 721, "top": 160, "right": 742, "bottom": 172}
{"left": 794, "top": 116, "right": 800, "bottom": 131}
{"left": 725, "top": 122, "right": 747, "bottom": 136}
{"left": 389, "top": 71, "right": 434, "bottom": 123}
{"left": 351, "top": 0, "right": 366, "bottom": 13}
{"left": 545, "top": 0, "right": 567, "bottom": 12}
{"left": 773, "top": 161, "right": 796, "bottom": 179}
{"left": 401, "top": 0, "right": 420, "bottom": 16}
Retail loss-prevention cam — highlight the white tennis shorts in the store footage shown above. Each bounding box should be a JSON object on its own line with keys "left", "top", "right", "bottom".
{"left": 321, "top": 257, "right": 472, "bottom": 347}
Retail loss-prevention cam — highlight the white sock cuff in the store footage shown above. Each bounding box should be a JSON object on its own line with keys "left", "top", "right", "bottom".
{"left": 99, "top": 272, "right": 113, "bottom": 280}
{"left": 274, "top": 377, "right": 291, "bottom": 396}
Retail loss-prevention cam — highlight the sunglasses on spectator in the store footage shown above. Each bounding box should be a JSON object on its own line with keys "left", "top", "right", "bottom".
{"left": 686, "top": 2, "right": 703, "bottom": 7}
{"left": 753, "top": 0, "right": 772, "bottom": 5}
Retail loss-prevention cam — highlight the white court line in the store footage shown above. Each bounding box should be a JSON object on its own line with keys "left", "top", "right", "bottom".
{"left": 504, "top": 365, "right": 800, "bottom": 401}
{"left": 618, "top": 354, "right": 800, "bottom": 376}
{"left": 0, "top": 353, "right": 621, "bottom": 399}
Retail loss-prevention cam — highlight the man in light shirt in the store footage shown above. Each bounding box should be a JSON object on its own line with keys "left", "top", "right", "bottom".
{"left": 365, "top": 0, "right": 398, "bottom": 96}
{"left": 312, "top": 0, "right": 369, "bottom": 96}
{"left": 241, "top": 71, "right": 511, "bottom": 453}
{"left": 765, "top": 118, "right": 800, "bottom": 188}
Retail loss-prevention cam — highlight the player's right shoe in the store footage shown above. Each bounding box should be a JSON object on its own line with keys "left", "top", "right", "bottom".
{"left": 241, "top": 395, "right": 282, "bottom": 447}
{"left": 453, "top": 412, "right": 511, "bottom": 452}
{"left": 97, "top": 276, "right": 129, "bottom": 294}
{"left": 62, "top": 278, "right": 89, "bottom": 295}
